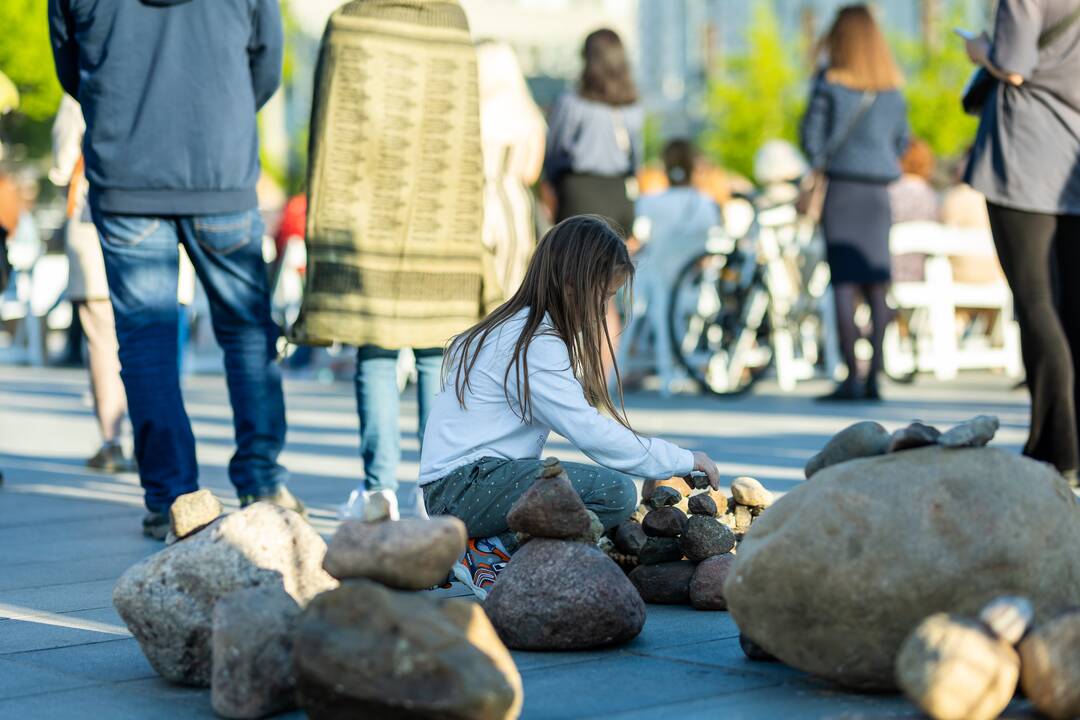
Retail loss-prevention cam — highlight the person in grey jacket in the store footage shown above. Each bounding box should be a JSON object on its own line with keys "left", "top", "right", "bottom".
{"left": 801, "top": 4, "right": 909, "bottom": 402}
{"left": 964, "top": 0, "right": 1080, "bottom": 483}
{"left": 49, "top": 0, "right": 301, "bottom": 538}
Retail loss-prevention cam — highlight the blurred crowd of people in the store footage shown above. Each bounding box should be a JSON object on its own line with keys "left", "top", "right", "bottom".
{"left": 0, "top": 0, "right": 1078, "bottom": 527}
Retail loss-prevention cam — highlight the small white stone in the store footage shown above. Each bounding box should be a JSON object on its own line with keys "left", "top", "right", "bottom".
{"left": 730, "top": 476, "right": 772, "bottom": 509}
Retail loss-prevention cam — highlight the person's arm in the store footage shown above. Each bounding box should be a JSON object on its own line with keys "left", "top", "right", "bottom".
{"left": 543, "top": 94, "right": 575, "bottom": 186}
{"left": 799, "top": 78, "right": 831, "bottom": 168}
{"left": 249, "top": 0, "right": 284, "bottom": 109}
{"left": 895, "top": 102, "right": 911, "bottom": 160}
{"left": 523, "top": 332, "right": 708, "bottom": 482}
{"left": 628, "top": 106, "right": 645, "bottom": 175}
{"left": 965, "top": 0, "right": 1040, "bottom": 87}
{"left": 48, "top": 0, "right": 80, "bottom": 98}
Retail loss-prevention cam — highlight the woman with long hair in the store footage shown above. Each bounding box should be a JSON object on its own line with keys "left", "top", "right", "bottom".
{"left": 963, "top": 0, "right": 1080, "bottom": 482}
{"left": 477, "top": 40, "right": 547, "bottom": 300}
{"left": 801, "top": 4, "right": 909, "bottom": 401}
{"left": 419, "top": 215, "right": 720, "bottom": 598}
{"left": 543, "top": 28, "right": 642, "bottom": 234}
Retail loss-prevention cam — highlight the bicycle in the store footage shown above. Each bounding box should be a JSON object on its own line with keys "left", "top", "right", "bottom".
{"left": 668, "top": 192, "right": 833, "bottom": 396}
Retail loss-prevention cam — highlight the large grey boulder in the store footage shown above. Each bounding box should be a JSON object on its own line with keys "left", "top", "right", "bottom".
{"left": 113, "top": 503, "right": 337, "bottom": 686}
{"left": 483, "top": 538, "right": 645, "bottom": 650}
{"left": 295, "top": 579, "right": 522, "bottom": 720}
{"left": 725, "top": 446, "right": 1080, "bottom": 690}
{"left": 212, "top": 585, "right": 301, "bottom": 719}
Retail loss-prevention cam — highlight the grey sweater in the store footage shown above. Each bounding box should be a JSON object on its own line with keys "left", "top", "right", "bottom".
{"left": 800, "top": 74, "right": 909, "bottom": 184}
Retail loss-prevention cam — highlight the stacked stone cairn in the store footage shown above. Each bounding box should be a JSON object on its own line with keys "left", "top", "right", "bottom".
{"left": 296, "top": 513, "right": 523, "bottom": 719}
{"left": 483, "top": 458, "right": 647, "bottom": 650}
{"left": 113, "top": 490, "right": 523, "bottom": 720}
{"left": 615, "top": 473, "right": 771, "bottom": 611}
{"left": 113, "top": 491, "right": 338, "bottom": 718}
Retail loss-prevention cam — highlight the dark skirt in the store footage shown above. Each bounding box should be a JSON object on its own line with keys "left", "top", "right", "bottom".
{"left": 555, "top": 172, "right": 635, "bottom": 237}
{"left": 821, "top": 178, "right": 893, "bottom": 284}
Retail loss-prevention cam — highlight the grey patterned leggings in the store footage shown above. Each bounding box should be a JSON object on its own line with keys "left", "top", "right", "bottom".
{"left": 422, "top": 457, "right": 638, "bottom": 549}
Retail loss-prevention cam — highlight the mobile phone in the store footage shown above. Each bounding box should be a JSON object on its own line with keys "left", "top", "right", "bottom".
{"left": 954, "top": 27, "right": 979, "bottom": 41}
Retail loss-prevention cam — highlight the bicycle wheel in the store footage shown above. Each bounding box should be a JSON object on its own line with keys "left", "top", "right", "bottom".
{"left": 669, "top": 250, "right": 772, "bottom": 396}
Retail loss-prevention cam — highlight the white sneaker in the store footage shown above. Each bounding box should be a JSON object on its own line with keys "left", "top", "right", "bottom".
{"left": 338, "top": 488, "right": 400, "bottom": 522}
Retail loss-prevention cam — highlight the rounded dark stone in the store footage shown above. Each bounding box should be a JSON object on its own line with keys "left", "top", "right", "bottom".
{"left": 637, "top": 537, "right": 683, "bottom": 565}
{"left": 628, "top": 561, "right": 696, "bottom": 604}
{"left": 614, "top": 521, "right": 647, "bottom": 556}
{"left": 688, "top": 494, "right": 719, "bottom": 517}
{"left": 679, "top": 515, "right": 736, "bottom": 562}
{"left": 642, "top": 507, "right": 689, "bottom": 538}
{"left": 647, "top": 486, "right": 683, "bottom": 509}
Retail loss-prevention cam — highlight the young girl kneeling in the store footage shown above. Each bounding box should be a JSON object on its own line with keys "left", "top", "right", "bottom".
{"left": 419, "top": 215, "right": 720, "bottom": 598}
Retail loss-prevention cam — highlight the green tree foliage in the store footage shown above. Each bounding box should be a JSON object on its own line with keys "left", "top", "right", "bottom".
{"left": 0, "top": 0, "right": 62, "bottom": 121}
{"left": 895, "top": 17, "right": 979, "bottom": 163}
{"left": 701, "top": 2, "right": 806, "bottom": 180}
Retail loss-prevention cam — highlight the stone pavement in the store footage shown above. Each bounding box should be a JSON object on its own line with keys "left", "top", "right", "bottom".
{"left": 0, "top": 365, "right": 1040, "bottom": 718}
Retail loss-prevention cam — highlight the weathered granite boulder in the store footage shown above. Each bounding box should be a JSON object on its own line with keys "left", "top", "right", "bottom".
{"left": 169, "top": 489, "right": 222, "bottom": 541}
{"left": 483, "top": 539, "right": 644, "bottom": 650}
{"left": 1019, "top": 610, "right": 1080, "bottom": 720}
{"left": 689, "top": 554, "right": 736, "bottom": 611}
{"left": 804, "top": 421, "right": 890, "bottom": 478}
{"left": 212, "top": 585, "right": 301, "bottom": 719}
{"left": 295, "top": 579, "right": 521, "bottom": 720}
{"left": 895, "top": 613, "right": 1019, "bottom": 720}
{"left": 725, "top": 446, "right": 1080, "bottom": 690}
{"left": 505, "top": 463, "right": 591, "bottom": 539}
{"left": 628, "top": 561, "right": 696, "bottom": 605}
{"left": 322, "top": 516, "right": 465, "bottom": 590}
{"left": 740, "top": 633, "right": 777, "bottom": 662}
{"left": 113, "top": 503, "right": 336, "bottom": 686}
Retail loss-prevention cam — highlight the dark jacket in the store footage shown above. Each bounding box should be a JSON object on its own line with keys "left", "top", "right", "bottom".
{"left": 800, "top": 73, "right": 909, "bottom": 184}
{"left": 48, "top": 0, "right": 282, "bottom": 215}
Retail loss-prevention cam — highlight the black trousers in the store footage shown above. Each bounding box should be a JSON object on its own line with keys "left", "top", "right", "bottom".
{"left": 987, "top": 202, "right": 1080, "bottom": 472}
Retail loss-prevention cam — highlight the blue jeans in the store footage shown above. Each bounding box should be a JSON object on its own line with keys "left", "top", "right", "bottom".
{"left": 92, "top": 208, "right": 287, "bottom": 512}
{"left": 355, "top": 346, "right": 442, "bottom": 492}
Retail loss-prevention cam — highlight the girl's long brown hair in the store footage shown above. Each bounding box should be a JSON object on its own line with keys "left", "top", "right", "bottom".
{"left": 821, "top": 5, "right": 904, "bottom": 92}
{"left": 449, "top": 215, "right": 634, "bottom": 428}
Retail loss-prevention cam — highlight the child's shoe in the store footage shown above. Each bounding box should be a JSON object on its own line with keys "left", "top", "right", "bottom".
{"left": 338, "top": 488, "right": 399, "bottom": 522}
{"left": 453, "top": 537, "right": 511, "bottom": 601}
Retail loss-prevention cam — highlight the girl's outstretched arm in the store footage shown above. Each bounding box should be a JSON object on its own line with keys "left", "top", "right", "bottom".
{"left": 525, "top": 333, "right": 694, "bottom": 479}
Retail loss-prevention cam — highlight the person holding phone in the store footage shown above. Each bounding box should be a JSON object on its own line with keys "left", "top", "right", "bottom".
{"left": 962, "top": 1, "right": 1080, "bottom": 483}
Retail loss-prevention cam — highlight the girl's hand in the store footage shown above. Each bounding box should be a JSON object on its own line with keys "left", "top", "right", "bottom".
{"left": 692, "top": 451, "right": 721, "bottom": 490}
